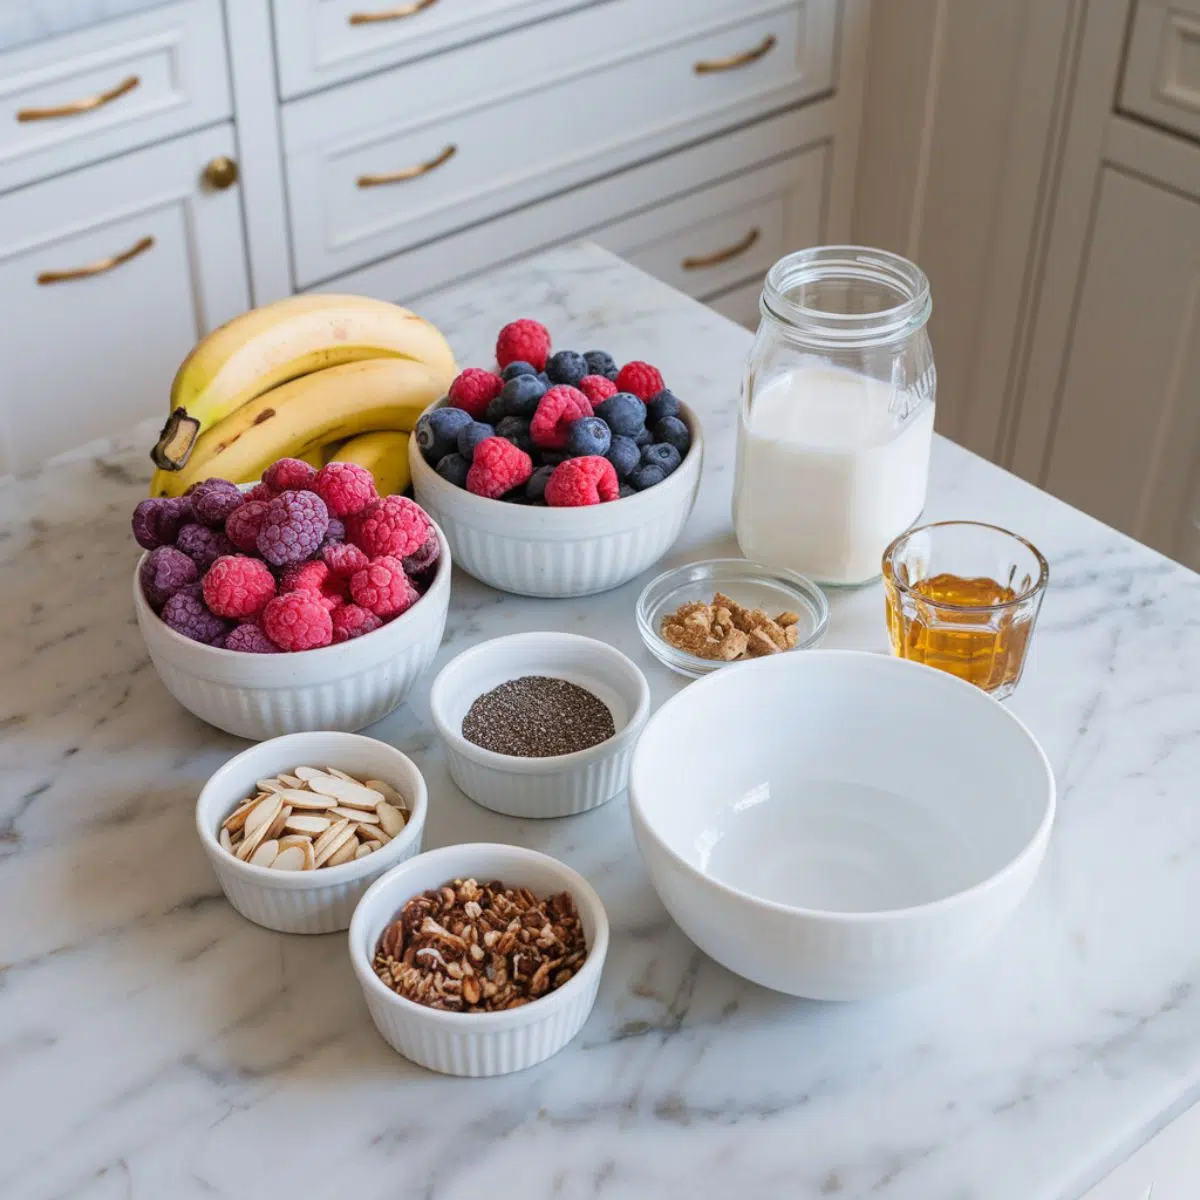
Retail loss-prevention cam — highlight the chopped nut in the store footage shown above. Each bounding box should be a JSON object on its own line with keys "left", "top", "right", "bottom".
{"left": 661, "top": 592, "right": 802, "bottom": 662}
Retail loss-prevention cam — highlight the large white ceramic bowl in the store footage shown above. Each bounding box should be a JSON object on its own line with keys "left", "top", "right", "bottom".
{"left": 629, "top": 650, "right": 1055, "bottom": 1000}
{"left": 196, "top": 731, "right": 428, "bottom": 934}
{"left": 135, "top": 525, "right": 450, "bottom": 740}
{"left": 409, "top": 403, "right": 703, "bottom": 597}
{"left": 349, "top": 842, "right": 609, "bottom": 1076}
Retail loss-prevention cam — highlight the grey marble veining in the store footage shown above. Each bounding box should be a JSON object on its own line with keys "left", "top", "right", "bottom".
{"left": 2, "top": 243, "right": 1199, "bottom": 1199}
{"left": 0, "top": 0, "right": 171, "bottom": 53}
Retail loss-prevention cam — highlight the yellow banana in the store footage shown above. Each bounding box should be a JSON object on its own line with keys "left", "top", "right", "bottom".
{"left": 329, "top": 430, "right": 411, "bottom": 496}
{"left": 295, "top": 446, "right": 324, "bottom": 470}
{"left": 150, "top": 293, "right": 456, "bottom": 471}
{"left": 150, "top": 359, "right": 444, "bottom": 497}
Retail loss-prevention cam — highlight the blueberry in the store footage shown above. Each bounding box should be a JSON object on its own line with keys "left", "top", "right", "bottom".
{"left": 435, "top": 452, "right": 470, "bottom": 488}
{"left": 605, "top": 435, "right": 640, "bottom": 479}
{"left": 583, "top": 350, "right": 618, "bottom": 381}
{"left": 618, "top": 483, "right": 637, "bottom": 499}
{"left": 457, "top": 421, "right": 495, "bottom": 461}
{"left": 594, "top": 392, "right": 645, "bottom": 437}
{"left": 565, "top": 416, "right": 611, "bottom": 458}
{"left": 501, "top": 360, "right": 536, "bottom": 381}
{"left": 634, "top": 426, "right": 654, "bottom": 447}
{"left": 629, "top": 464, "right": 667, "bottom": 491}
{"left": 484, "top": 395, "right": 507, "bottom": 425}
{"left": 641, "top": 442, "right": 682, "bottom": 477}
{"left": 496, "top": 415, "right": 534, "bottom": 454}
{"left": 500, "top": 372, "right": 546, "bottom": 418}
{"left": 536, "top": 372, "right": 550, "bottom": 386}
{"left": 546, "top": 350, "right": 588, "bottom": 387}
{"left": 526, "top": 464, "right": 555, "bottom": 502}
{"left": 653, "top": 415, "right": 691, "bottom": 456}
{"left": 416, "top": 406, "right": 473, "bottom": 463}
{"left": 646, "top": 388, "right": 681, "bottom": 425}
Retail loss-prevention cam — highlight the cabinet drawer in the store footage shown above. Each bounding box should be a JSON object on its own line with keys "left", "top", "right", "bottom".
{"left": 0, "top": 0, "right": 230, "bottom": 194}
{"left": 1120, "top": 0, "right": 1200, "bottom": 141}
{"left": 283, "top": 0, "right": 836, "bottom": 286}
{"left": 0, "top": 125, "right": 250, "bottom": 472}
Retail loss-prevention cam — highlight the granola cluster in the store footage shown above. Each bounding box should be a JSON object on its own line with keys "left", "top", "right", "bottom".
{"left": 373, "top": 877, "right": 588, "bottom": 1012}
{"left": 661, "top": 591, "right": 801, "bottom": 661}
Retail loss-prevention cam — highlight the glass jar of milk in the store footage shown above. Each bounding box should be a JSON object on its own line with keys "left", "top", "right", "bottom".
{"left": 734, "top": 247, "right": 936, "bottom": 586}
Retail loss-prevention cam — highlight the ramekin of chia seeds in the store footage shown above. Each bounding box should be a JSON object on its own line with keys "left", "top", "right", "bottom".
{"left": 429, "top": 632, "right": 650, "bottom": 819}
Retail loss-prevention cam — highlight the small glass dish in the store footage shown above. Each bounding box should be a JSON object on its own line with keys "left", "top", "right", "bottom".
{"left": 636, "top": 559, "right": 829, "bottom": 678}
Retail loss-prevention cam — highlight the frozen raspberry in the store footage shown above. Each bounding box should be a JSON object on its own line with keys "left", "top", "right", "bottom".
{"left": 140, "top": 546, "right": 199, "bottom": 609}
{"left": 496, "top": 319, "right": 551, "bottom": 371}
{"left": 323, "top": 518, "right": 345, "bottom": 545}
{"left": 545, "top": 456, "right": 620, "bottom": 507}
{"left": 161, "top": 583, "right": 230, "bottom": 644}
{"left": 331, "top": 603, "right": 384, "bottom": 643}
{"left": 447, "top": 368, "right": 504, "bottom": 421}
{"left": 185, "top": 477, "right": 237, "bottom": 497}
{"left": 263, "top": 457, "right": 317, "bottom": 493}
{"left": 222, "top": 622, "right": 280, "bottom": 653}
{"left": 402, "top": 527, "right": 441, "bottom": 578}
{"left": 346, "top": 495, "right": 431, "bottom": 559}
{"left": 322, "top": 540, "right": 369, "bottom": 578}
{"left": 530, "top": 385, "right": 593, "bottom": 450}
{"left": 224, "top": 500, "right": 269, "bottom": 552}
{"left": 466, "top": 437, "right": 533, "bottom": 498}
{"left": 578, "top": 374, "right": 618, "bottom": 405}
{"left": 202, "top": 554, "right": 276, "bottom": 619}
{"left": 245, "top": 482, "right": 274, "bottom": 503}
{"left": 191, "top": 480, "right": 245, "bottom": 527}
{"left": 132, "top": 496, "right": 193, "bottom": 550}
{"left": 615, "top": 361, "right": 665, "bottom": 402}
{"left": 280, "top": 559, "right": 346, "bottom": 610}
{"left": 350, "top": 556, "right": 419, "bottom": 618}
{"left": 175, "top": 523, "right": 234, "bottom": 571}
{"left": 262, "top": 591, "right": 333, "bottom": 651}
{"left": 312, "top": 461, "right": 377, "bottom": 519}
{"left": 257, "top": 490, "right": 330, "bottom": 566}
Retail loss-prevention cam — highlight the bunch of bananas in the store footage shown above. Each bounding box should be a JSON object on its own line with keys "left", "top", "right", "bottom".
{"left": 148, "top": 294, "right": 457, "bottom": 498}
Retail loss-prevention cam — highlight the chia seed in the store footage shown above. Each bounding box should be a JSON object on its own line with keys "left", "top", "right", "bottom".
{"left": 462, "top": 676, "right": 616, "bottom": 758}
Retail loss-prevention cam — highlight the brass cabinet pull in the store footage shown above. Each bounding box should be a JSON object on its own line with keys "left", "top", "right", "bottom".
{"left": 17, "top": 74, "right": 139, "bottom": 122}
{"left": 203, "top": 156, "right": 239, "bottom": 190}
{"left": 357, "top": 143, "right": 457, "bottom": 187}
{"left": 694, "top": 34, "right": 777, "bottom": 74}
{"left": 37, "top": 235, "right": 154, "bottom": 285}
{"left": 349, "top": 0, "right": 438, "bottom": 24}
{"left": 682, "top": 228, "right": 761, "bottom": 270}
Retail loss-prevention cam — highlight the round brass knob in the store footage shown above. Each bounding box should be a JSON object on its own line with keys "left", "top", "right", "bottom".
{"left": 203, "top": 156, "right": 239, "bottom": 190}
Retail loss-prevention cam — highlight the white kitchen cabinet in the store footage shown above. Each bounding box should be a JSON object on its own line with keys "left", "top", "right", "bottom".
{"left": 1083, "top": 1101, "right": 1200, "bottom": 1199}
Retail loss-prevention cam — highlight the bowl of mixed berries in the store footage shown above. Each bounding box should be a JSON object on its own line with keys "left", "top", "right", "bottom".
{"left": 131, "top": 457, "right": 450, "bottom": 739}
{"left": 409, "top": 319, "right": 703, "bottom": 598}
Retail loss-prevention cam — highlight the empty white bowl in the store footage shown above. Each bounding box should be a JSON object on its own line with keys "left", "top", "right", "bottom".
{"left": 409, "top": 403, "right": 703, "bottom": 597}
{"left": 430, "top": 632, "right": 651, "bottom": 818}
{"left": 196, "top": 731, "right": 428, "bottom": 934}
{"left": 629, "top": 650, "right": 1055, "bottom": 1000}
{"left": 348, "top": 842, "right": 609, "bottom": 1076}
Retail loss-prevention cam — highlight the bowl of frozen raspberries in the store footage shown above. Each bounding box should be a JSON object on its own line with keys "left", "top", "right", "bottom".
{"left": 131, "top": 457, "right": 450, "bottom": 739}
{"left": 408, "top": 319, "right": 703, "bottom": 598}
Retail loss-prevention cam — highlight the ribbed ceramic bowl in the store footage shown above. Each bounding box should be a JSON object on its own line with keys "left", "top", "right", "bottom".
{"left": 409, "top": 402, "right": 703, "bottom": 597}
{"left": 135, "top": 525, "right": 450, "bottom": 740}
{"left": 429, "top": 632, "right": 651, "bottom": 818}
{"left": 349, "top": 842, "right": 608, "bottom": 1076}
{"left": 196, "top": 732, "right": 428, "bottom": 934}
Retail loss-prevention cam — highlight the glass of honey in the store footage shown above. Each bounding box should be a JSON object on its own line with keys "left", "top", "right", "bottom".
{"left": 882, "top": 521, "right": 1049, "bottom": 699}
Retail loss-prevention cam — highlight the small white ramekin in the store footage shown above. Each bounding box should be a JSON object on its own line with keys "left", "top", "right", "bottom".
{"left": 429, "top": 632, "right": 651, "bottom": 818}
{"left": 348, "top": 842, "right": 609, "bottom": 1076}
{"left": 135, "top": 524, "right": 450, "bottom": 740}
{"left": 196, "top": 731, "right": 428, "bottom": 934}
{"left": 409, "top": 403, "right": 703, "bottom": 598}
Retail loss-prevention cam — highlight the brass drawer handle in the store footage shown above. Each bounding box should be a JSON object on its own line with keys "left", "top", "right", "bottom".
{"left": 682, "top": 227, "right": 761, "bottom": 270}
{"left": 349, "top": 0, "right": 438, "bottom": 24}
{"left": 17, "top": 74, "right": 139, "bottom": 122}
{"left": 357, "top": 143, "right": 457, "bottom": 187}
{"left": 694, "top": 34, "right": 777, "bottom": 74}
{"left": 37, "top": 234, "right": 155, "bottom": 285}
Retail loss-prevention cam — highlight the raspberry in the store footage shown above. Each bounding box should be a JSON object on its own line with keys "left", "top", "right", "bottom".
{"left": 245, "top": 482, "right": 274, "bottom": 503}
{"left": 161, "top": 583, "right": 230, "bottom": 644}
{"left": 466, "top": 437, "right": 533, "bottom": 498}
{"left": 224, "top": 500, "right": 270, "bottom": 552}
{"left": 615, "top": 361, "right": 665, "bottom": 402}
{"left": 257, "top": 490, "right": 330, "bottom": 565}
{"left": 140, "top": 546, "right": 198, "bottom": 609}
{"left": 331, "top": 603, "right": 383, "bottom": 644}
{"left": 496, "top": 319, "right": 551, "bottom": 371}
{"left": 313, "top": 462, "right": 377, "bottom": 519}
{"left": 175, "top": 523, "right": 233, "bottom": 570}
{"left": 202, "top": 555, "right": 276, "bottom": 619}
{"left": 322, "top": 541, "right": 369, "bottom": 578}
{"left": 280, "top": 559, "right": 346, "bottom": 610}
{"left": 222, "top": 622, "right": 280, "bottom": 653}
{"left": 262, "top": 591, "right": 333, "bottom": 651}
{"left": 131, "top": 496, "right": 192, "bottom": 549}
{"left": 530, "top": 385, "right": 593, "bottom": 449}
{"left": 402, "top": 528, "right": 441, "bottom": 590}
{"left": 186, "top": 477, "right": 237, "bottom": 497}
{"left": 545, "top": 456, "right": 620, "bottom": 507}
{"left": 349, "top": 556, "right": 419, "bottom": 618}
{"left": 263, "top": 457, "right": 317, "bottom": 493}
{"left": 578, "top": 374, "right": 618, "bottom": 405}
{"left": 447, "top": 368, "right": 504, "bottom": 420}
{"left": 346, "top": 495, "right": 430, "bottom": 559}
{"left": 323, "top": 518, "right": 346, "bottom": 545}
{"left": 191, "top": 479, "right": 245, "bottom": 527}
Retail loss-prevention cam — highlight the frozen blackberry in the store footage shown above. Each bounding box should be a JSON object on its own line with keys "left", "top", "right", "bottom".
{"left": 546, "top": 350, "right": 588, "bottom": 387}
{"left": 458, "top": 421, "right": 496, "bottom": 462}
{"left": 583, "top": 350, "right": 618, "bottom": 381}
{"left": 435, "top": 452, "right": 470, "bottom": 488}
{"left": 500, "top": 372, "right": 546, "bottom": 418}
{"left": 565, "top": 416, "right": 611, "bottom": 458}
{"left": 653, "top": 415, "right": 691, "bottom": 456}
{"left": 416, "top": 406, "right": 473, "bottom": 464}
{"left": 646, "top": 388, "right": 681, "bottom": 425}
{"left": 605, "top": 435, "right": 640, "bottom": 479}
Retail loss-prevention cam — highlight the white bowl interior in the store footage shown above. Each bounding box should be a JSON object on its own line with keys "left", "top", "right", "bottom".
{"left": 632, "top": 652, "right": 1053, "bottom": 914}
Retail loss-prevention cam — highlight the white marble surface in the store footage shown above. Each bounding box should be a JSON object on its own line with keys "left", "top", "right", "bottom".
{"left": 0, "top": 0, "right": 170, "bottom": 52}
{"left": 2, "top": 243, "right": 1199, "bottom": 1200}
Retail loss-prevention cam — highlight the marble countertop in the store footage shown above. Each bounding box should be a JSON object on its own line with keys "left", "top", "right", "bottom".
{"left": 0, "top": 0, "right": 171, "bottom": 53}
{"left": 2, "top": 243, "right": 1199, "bottom": 1200}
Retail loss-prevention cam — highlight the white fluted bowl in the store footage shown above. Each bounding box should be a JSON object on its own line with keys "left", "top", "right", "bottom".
{"left": 135, "top": 525, "right": 450, "bottom": 739}
{"left": 196, "top": 731, "right": 428, "bottom": 934}
{"left": 349, "top": 843, "right": 608, "bottom": 1076}
{"left": 409, "top": 403, "right": 702, "bottom": 597}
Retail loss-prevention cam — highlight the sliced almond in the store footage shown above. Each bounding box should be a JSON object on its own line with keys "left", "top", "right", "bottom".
{"left": 255, "top": 778, "right": 285, "bottom": 794}
{"left": 275, "top": 788, "right": 337, "bottom": 811}
{"left": 333, "top": 804, "right": 380, "bottom": 824}
{"left": 303, "top": 774, "right": 385, "bottom": 810}
{"left": 324, "top": 835, "right": 360, "bottom": 868}
{"left": 250, "top": 839, "right": 279, "bottom": 867}
{"left": 270, "top": 845, "right": 309, "bottom": 871}
{"left": 377, "top": 802, "right": 407, "bottom": 838}
{"left": 219, "top": 826, "right": 233, "bottom": 853}
{"left": 291, "top": 766, "right": 324, "bottom": 782}
{"left": 277, "top": 835, "right": 316, "bottom": 870}
{"left": 358, "top": 823, "right": 386, "bottom": 843}
{"left": 222, "top": 798, "right": 259, "bottom": 835}
{"left": 324, "top": 766, "right": 359, "bottom": 782}
{"left": 314, "top": 823, "right": 356, "bottom": 867}
{"left": 354, "top": 843, "right": 374, "bottom": 860}
{"left": 311, "top": 817, "right": 350, "bottom": 860}
{"left": 365, "top": 779, "right": 406, "bottom": 809}
{"left": 276, "top": 773, "right": 304, "bottom": 789}
{"left": 285, "top": 812, "right": 332, "bottom": 836}
{"left": 237, "top": 820, "right": 270, "bottom": 860}
{"left": 362, "top": 839, "right": 383, "bottom": 854}
{"left": 265, "top": 805, "right": 292, "bottom": 841}
{"left": 243, "top": 794, "right": 282, "bottom": 840}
